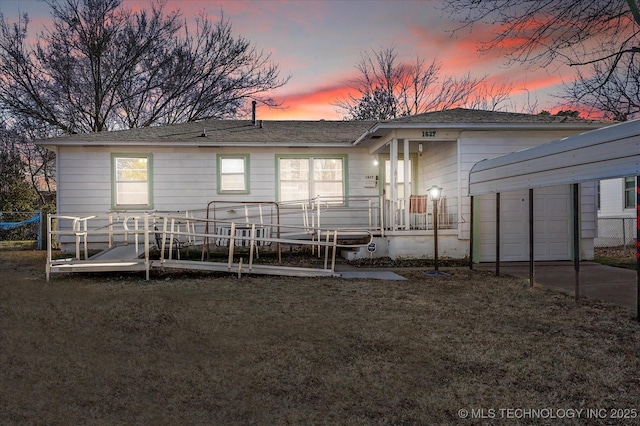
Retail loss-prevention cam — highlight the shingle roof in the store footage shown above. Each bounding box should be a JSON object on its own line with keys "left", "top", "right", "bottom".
{"left": 385, "top": 108, "right": 609, "bottom": 124}
{"left": 41, "top": 119, "right": 375, "bottom": 146}
{"left": 36, "top": 108, "right": 612, "bottom": 147}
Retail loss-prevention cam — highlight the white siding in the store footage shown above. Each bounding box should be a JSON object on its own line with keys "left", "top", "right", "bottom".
{"left": 475, "top": 186, "right": 573, "bottom": 262}
{"left": 599, "top": 178, "right": 634, "bottom": 218}
{"left": 58, "top": 147, "right": 111, "bottom": 213}
{"left": 56, "top": 145, "right": 381, "bottom": 222}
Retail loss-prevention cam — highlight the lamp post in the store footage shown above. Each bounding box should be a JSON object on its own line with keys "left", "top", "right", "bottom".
{"left": 429, "top": 185, "right": 443, "bottom": 271}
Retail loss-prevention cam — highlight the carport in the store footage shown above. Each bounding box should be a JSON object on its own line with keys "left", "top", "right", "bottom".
{"left": 468, "top": 118, "right": 640, "bottom": 321}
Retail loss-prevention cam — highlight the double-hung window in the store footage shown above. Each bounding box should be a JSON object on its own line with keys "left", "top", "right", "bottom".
{"left": 278, "top": 155, "right": 346, "bottom": 204}
{"left": 217, "top": 154, "right": 249, "bottom": 194}
{"left": 112, "top": 154, "right": 153, "bottom": 209}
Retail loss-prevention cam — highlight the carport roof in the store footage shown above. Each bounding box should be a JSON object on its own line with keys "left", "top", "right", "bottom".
{"left": 468, "top": 118, "right": 640, "bottom": 195}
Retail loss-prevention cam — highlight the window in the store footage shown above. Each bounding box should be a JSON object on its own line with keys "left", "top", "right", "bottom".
{"left": 217, "top": 155, "right": 249, "bottom": 194}
{"left": 624, "top": 177, "right": 636, "bottom": 209}
{"left": 277, "top": 156, "right": 346, "bottom": 203}
{"left": 597, "top": 181, "right": 601, "bottom": 210}
{"left": 112, "top": 154, "right": 152, "bottom": 209}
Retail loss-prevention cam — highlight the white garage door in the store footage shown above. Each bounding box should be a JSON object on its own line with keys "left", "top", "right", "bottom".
{"left": 476, "top": 185, "right": 571, "bottom": 262}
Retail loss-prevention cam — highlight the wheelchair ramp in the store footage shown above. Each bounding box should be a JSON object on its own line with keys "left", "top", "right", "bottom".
{"left": 89, "top": 244, "right": 146, "bottom": 260}
{"left": 153, "top": 259, "right": 340, "bottom": 278}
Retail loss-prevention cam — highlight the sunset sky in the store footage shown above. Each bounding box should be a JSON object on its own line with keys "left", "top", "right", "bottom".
{"left": 0, "top": 0, "right": 575, "bottom": 120}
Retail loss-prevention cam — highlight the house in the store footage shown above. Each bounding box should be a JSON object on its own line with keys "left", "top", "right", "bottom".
{"left": 36, "top": 108, "right": 609, "bottom": 263}
{"left": 596, "top": 177, "right": 636, "bottom": 247}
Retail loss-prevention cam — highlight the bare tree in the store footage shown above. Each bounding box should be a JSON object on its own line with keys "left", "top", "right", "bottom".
{"left": 336, "top": 46, "right": 512, "bottom": 120}
{"left": 562, "top": 53, "right": 640, "bottom": 121}
{"left": 442, "top": 0, "right": 639, "bottom": 72}
{"left": 0, "top": 0, "right": 289, "bottom": 134}
{"left": 115, "top": 10, "right": 288, "bottom": 128}
{"left": 442, "top": 0, "right": 640, "bottom": 118}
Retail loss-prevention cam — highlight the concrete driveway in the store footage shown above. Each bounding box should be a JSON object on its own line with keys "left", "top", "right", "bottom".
{"left": 476, "top": 261, "right": 638, "bottom": 315}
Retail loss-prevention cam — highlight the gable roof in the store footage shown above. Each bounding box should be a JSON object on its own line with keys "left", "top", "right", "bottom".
{"left": 36, "top": 119, "right": 375, "bottom": 148}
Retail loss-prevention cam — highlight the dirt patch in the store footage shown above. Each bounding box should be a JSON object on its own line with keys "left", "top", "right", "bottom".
{"left": 0, "top": 249, "right": 46, "bottom": 279}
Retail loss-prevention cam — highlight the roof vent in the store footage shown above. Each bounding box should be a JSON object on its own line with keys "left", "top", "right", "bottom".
{"left": 252, "top": 100, "right": 257, "bottom": 125}
{"left": 200, "top": 129, "right": 206, "bottom": 137}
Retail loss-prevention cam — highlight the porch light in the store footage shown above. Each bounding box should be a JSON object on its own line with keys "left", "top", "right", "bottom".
{"left": 373, "top": 156, "right": 379, "bottom": 166}
{"left": 428, "top": 185, "right": 442, "bottom": 202}
{"left": 428, "top": 184, "right": 445, "bottom": 275}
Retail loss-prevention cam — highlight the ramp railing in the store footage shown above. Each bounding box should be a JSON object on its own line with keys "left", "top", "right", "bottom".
{"left": 45, "top": 211, "right": 374, "bottom": 281}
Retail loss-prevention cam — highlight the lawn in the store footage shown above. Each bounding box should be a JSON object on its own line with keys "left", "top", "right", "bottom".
{"left": 593, "top": 246, "right": 637, "bottom": 270}
{"left": 1, "top": 250, "right": 639, "bottom": 425}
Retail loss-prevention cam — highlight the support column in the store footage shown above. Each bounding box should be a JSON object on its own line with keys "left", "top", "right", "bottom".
{"left": 390, "top": 139, "right": 398, "bottom": 230}
{"left": 403, "top": 139, "right": 411, "bottom": 230}
{"left": 573, "top": 183, "right": 580, "bottom": 303}
{"left": 636, "top": 176, "right": 639, "bottom": 322}
{"left": 529, "top": 188, "right": 535, "bottom": 287}
{"left": 496, "top": 193, "right": 500, "bottom": 277}
{"left": 469, "top": 196, "right": 474, "bottom": 270}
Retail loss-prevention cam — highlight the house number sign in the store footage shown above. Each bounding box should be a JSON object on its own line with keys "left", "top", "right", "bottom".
{"left": 422, "top": 130, "right": 436, "bottom": 137}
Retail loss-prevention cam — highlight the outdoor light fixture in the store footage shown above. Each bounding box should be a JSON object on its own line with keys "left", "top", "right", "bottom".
{"left": 373, "top": 156, "right": 379, "bottom": 166}
{"left": 429, "top": 184, "right": 442, "bottom": 202}
{"left": 427, "top": 185, "right": 445, "bottom": 275}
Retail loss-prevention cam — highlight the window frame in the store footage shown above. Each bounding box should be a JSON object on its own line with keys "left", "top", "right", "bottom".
{"left": 276, "top": 154, "right": 348, "bottom": 205}
{"left": 111, "top": 153, "right": 153, "bottom": 210}
{"left": 624, "top": 176, "right": 636, "bottom": 209}
{"left": 217, "top": 154, "right": 250, "bottom": 195}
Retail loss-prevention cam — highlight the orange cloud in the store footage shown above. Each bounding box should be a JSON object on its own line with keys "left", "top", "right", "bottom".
{"left": 260, "top": 82, "right": 359, "bottom": 120}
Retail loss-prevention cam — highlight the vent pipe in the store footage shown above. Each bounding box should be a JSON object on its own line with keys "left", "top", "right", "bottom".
{"left": 251, "top": 100, "right": 257, "bottom": 125}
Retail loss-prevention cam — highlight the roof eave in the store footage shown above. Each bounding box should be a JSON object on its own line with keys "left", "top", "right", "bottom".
{"left": 34, "top": 140, "right": 358, "bottom": 148}
{"left": 353, "top": 121, "right": 607, "bottom": 145}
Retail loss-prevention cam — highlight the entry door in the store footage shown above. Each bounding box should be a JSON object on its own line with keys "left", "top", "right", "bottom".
{"left": 383, "top": 158, "right": 413, "bottom": 200}
{"left": 477, "top": 185, "right": 571, "bottom": 262}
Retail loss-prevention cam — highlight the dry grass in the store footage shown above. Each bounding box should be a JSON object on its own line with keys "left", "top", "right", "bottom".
{"left": 594, "top": 246, "right": 637, "bottom": 270}
{"left": 1, "top": 250, "right": 639, "bottom": 425}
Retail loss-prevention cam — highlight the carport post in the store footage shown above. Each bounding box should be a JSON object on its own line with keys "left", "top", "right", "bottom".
{"left": 636, "top": 176, "right": 639, "bottom": 322}
{"left": 573, "top": 183, "right": 580, "bottom": 303}
{"left": 529, "top": 188, "right": 534, "bottom": 287}
{"left": 469, "top": 196, "right": 474, "bottom": 270}
{"left": 496, "top": 193, "right": 500, "bottom": 277}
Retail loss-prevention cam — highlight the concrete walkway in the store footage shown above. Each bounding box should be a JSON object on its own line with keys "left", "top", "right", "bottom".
{"left": 476, "top": 262, "right": 638, "bottom": 314}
